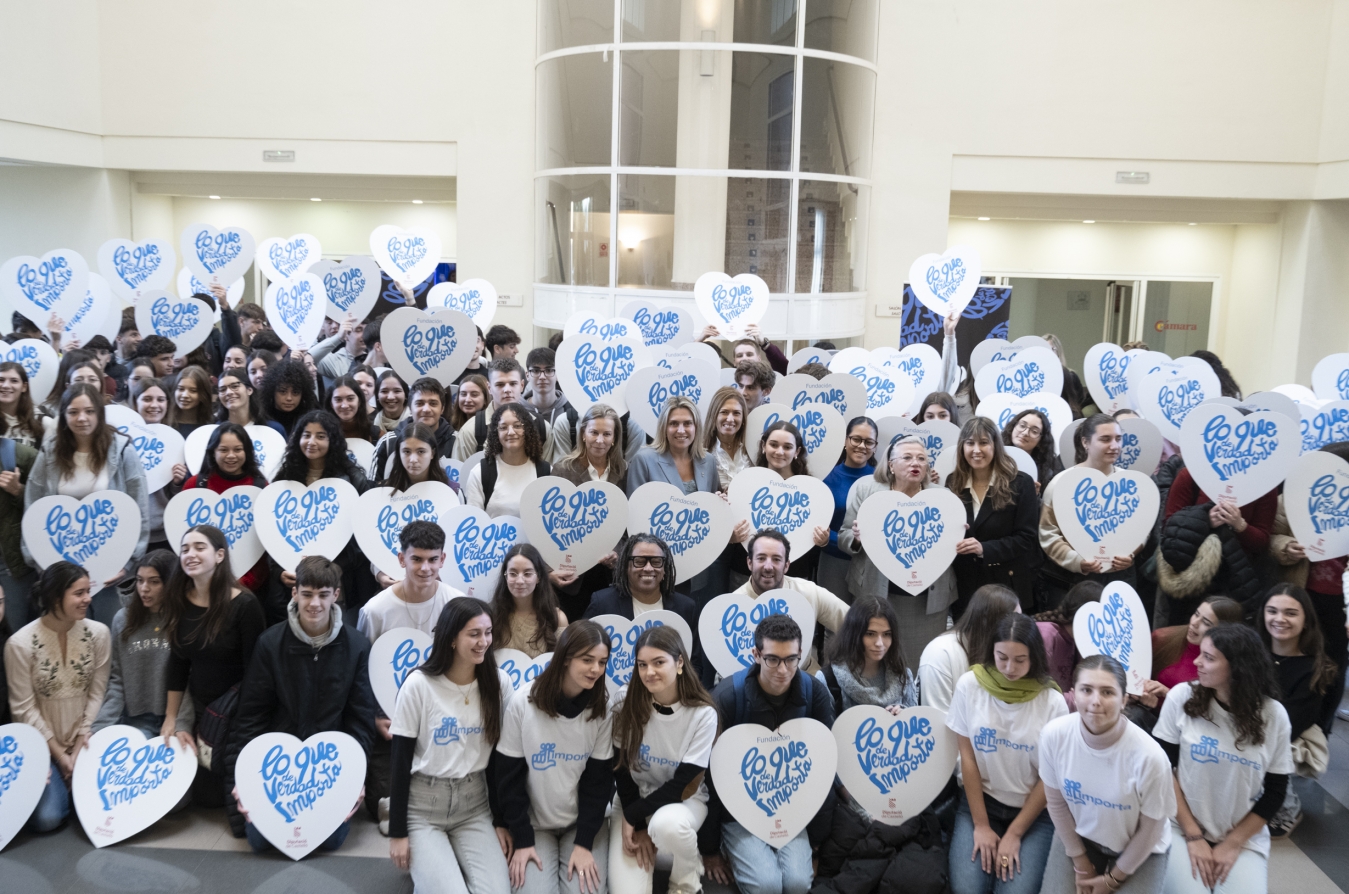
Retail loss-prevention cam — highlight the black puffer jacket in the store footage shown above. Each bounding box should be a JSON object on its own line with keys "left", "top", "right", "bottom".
{"left": 810, "top": 796, "right": 948, "bottom": 894}
{"left": 1157, "top": 502, "right": 1262, "bottom": 610}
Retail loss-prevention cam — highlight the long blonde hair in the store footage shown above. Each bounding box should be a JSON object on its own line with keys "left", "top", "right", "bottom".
{"left": 651, "top": 395, "right": 706, "bottom": 460}
{"left": 562, "top": 403, "right": 627, "bottom": 480}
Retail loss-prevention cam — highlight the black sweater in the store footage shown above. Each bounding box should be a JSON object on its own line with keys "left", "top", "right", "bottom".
{"left": 165, "top": 590, "right": 266, "bottom": 709}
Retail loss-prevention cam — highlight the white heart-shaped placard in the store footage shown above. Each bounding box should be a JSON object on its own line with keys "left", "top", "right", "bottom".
{"left": 839, "top": 363, "right": 915, "bottom": 419}
{"left": 694, "top": 272, "right": 769, "bottom": 340}
{"left": 1179, "top": 405, "right": 1299, "bottom": 507}
{"left": 63, "top": 274, "right": 120, "bottom": 347}
{"left": 264, "top": 274, "right": 326, "bottom": 350}
{"left": 1051, "top": 467, "right": 1160, "bottom": 563}
{"left": 439, "top": 507, "right": 527, "bottom": 597}
{"left": 771, "top": 373, "right": 868, "bottom": 422}
{"left": 23, "top": 491, "right": 141, "bottom": 583}
{"left": 368, "top": 628, "right": 435, "bottom": 717}
{"left": 426, "top": 278, "right": 497, "bottom": 330}
{"left": 253, "top": 478, "right": 360, "bottom": 572}
{"left": 885, "top": 344, "right": 943, "bottom": 415}
{"left": 163, "top": 485, "right": 265, "bottom": 571}
{"left": 625, "top": 360, "right": 720, "bottom": 438}
{"left": 370, "top": 225, "right": 441, "bottom": 288}
{"left": 727, "top": 468, "right": 834, "bottom": 559}
{"left": 98, "top": 238, "right": 175, "bottom": 304}
{"left": 183, "top": 423, "right": 287, "bottom": 480}
{"left": 1136, "top": 360, "right": 1223, "bottom": 441}
{"left": 176, "top": 267, "right": 241, "bottom": 312}
{"left": 0, "top": 723, "right": 50, "bottom": 850}
{"left": 346, "top": 439, "right": 375, "bottom": 475}
{"left": 1073, "top": 582, "right": 1152, "bottom": 695}
{"left": 1115, "top": 417, "right": 1163, "bottom": 475}
{"left": 908, "top": 246, "right": 981, "bottom": 317}
{"left": 353, "top": 483, "right": 462, "bottom": 580}
{"left": 975, "top": 347, "right": 1064, "bottom": 402}
{"left": 563, "top": 312, "right": 638, "bottom": 342}
{"left": 698, "top": 589, "right": 817, "bottom": 679}
{"left": 1, "top": 248, "right": 89, "bottom": 324}
{"left": 234, "top": 731, "right": 366, "bottom": 860}
{"left": 104, "top": 405, "right": 185, "bottom": 494}
{"left": 1123, "top": 350, "right": 1173, "bottom": 410}
{"left": 592, "top": 611, "right": 695, "bottom": 694}
{"left": 744, "top": 402, "right": 846, "bottom": 480}
{"left": 180, "top": 224, "right": 255, "bottom": 287}
{"left": 556, "top": 332, "right": 651, "bottom": 416}
{"left": 72, "top": 725, "right": 197, "bottom": 847}
{"left": 620, "top": 300, "right": 694, "bottom": 348}
{"left": 826, "top": 347, "right": 871, "bottom": 376}
{"left": 977, "top": 392, "right": 1073, "bottom": 440}
{"left": 496, "top": 649, "right": 553, "bottom": 693}
{"left": 876, "top": 418, "right": 962, "bottom": 471}
{"left": 311, "top": 257, "right": 383, "bottom": 323}
{"left": 652, "top": 341, "right": 722, "bottom": 371}
{"left": 134, "top": 290, "right": 214, "bottom": 357}
{"left": 969, "top": 339, "right": 1022, "bottom": 376}
{"left": 831, "top": 706, "right": 958, "bottom": 826}
{"left": 1, "top": 338, "right": 59, "bottom": 403}
{"left": 1083, "top": 343, "right": 1133, "bottom": 414}
{"left": 855, "top": 488, "right": 964, "bottom": 595}
{"left": 709, "top": 718, "right": 837, "bottom": 848}
{"left": 518, "top": 477, "right": 627, "bottom": 576}
{"left": 1300, "top": 401, "right": 1349, "bottom": 452}
{"left": 1284, "top": 450, "right": 1349, "bottom": 562}
{"left": 256, "top": 233, "right": 322, "bottom": 283}
{"left": 382, "top": 306, "right": 478, "bottom": 387}
{"left": 787, "top": 346, "right": 832, "bottom": 372}
{"left": 1312, "top": 354, "right": 1349, "bottom": 402}
{"left": 627, "top": 483, "right": 734, "bottom": 583}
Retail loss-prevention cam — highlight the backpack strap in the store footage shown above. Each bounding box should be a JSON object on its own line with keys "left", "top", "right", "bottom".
{"left": 0, "top": 437, "right": 16, "bottom": 474}
{"left": 567, "top": 405, "right": 579, "bottom": 450}
{"left": 535, "top": 460, "right": 551, "bottom": 478}
{"left": 475, "top": 409, "right": 487, "bottom": 450}
{"left": 482, "top": 456, "right": 498, "bottom": 506}
{"left": 731, "top": 668, "right": 751, "bottom": 726}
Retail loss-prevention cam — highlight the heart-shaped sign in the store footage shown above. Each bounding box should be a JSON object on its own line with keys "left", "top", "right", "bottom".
{"left": 627, "top": 483, "right": 734, "bottom": 583}
{"left": 592, "top": 611, "right": 695, "bottom": 694}
{"left": 23, "top": 491, "right": 141, "bottom": 583}
{"left": 496, "top": 649, "right": 553, "bottom": 693}
{"left": 771, "top": 373, "right": 868, "bottom": 422}
{"left": 563, "top": 312, "right": 638, "bottom": 342}
{"left": 1005, "top": 445, "right": 1038, "bottom": 480}
{"left": 180, "top": 224, "right": 255, "bottom": 287}
{"left": 727, "top": 467, "right": 833, "bottom": 559}
{"left": 381, "top": 306, "right": 478, "bottom": 387}
{"left": 439, "top": 506, "right": 528, "bottom": 598}
{"left": 884, "top": 344, "right": 943, "bottom": 415}
{"left": 1051, "top": 467, "right": 1160, "bottom": 563}
{"left": 744, "top": 403, "right": 846, "bottom": 480}
{"left": 0, "top": 248, "right": 89, "bottom": 324}
{"left": 1083, "top": 343, "right": 1133, "bottom": 414}
{"left": 63, "top": 274, "right": 120, "bottom": 347}
{"left": 1123, "top": 350, "right": 1174, "bottom": 411}
{"left": 1, "top": 338, "right": 59, "bottom": 403}
{"left": 176, "top": 266, "right": 241, "bottom": 312}
{"left": 975, "top": 347, "right": 1064, "bottom": 402}
{"left": 698, "top": 589, "right": 817, "bottom": 678}
{"left": 1115, "top": 417, "right": 1164, "bottom": 475}
{"left": 694, "top": 272, "right": 770, "bottom": 340}
{"left": 1312, "top": 354, "right": 1349, "bottom": 402}
{"left": 255, "top": 234, "right": 322, "bottom": 283}
{"left": 1135, "top": 360, "right": 1223, "bottom": 441}
{"left": 652, "top": 341, "right": 722, "bottom": 371}
{"left": 347, "top": 439, "right": 375, "bottom": 476}
{"left": 620, "top": 300, "right": 694, "bottom": 348}
{"left": 104, "top": 405, "right": 185, "bottom": 494}
{"left": 264, "top": 274, "right": 326, "bottom": 350}
{"left": 1244, "top": 391, "right": 1302, "bottom": 422}
{"left": 518, "top": 477, "right": 628, "bottom": 576}
{"left": 311, "top": 257, "right": 383, "bottom": 323}
{"left": 977, "top": 392, "right": 1073, "bottom": 440}
{"left": 1272, "top": 383, "right": 1319, "bottom": 405}
{"left": 71, "top": 725, "right": 197, "bottom": 847}
{"left": 353, "top": 483, "right": 462, "bottom": 580}
{"left": 253, "top": 478, "right": 360, "bottom": 572}
{"left": 709, "top": 718, "right": 837, "bottom": 848}
{"left": 908, "top": 246, "right": 981, "bottom": 317}
{"left": 625, "top": 360, "right": 720, "bottom": 437}
{"left": 1300, "top": 401, "right": 1349, "bottom": 452}
{"left": 969, "top": 339, "right": 1022, "bottom": 376}
{"left": 426, "top": 278, "right": 498, "bottom": 330}
{"left": 1179, "top": 405, "right": 1299, "bottom": 507}
{"left": 97, "top": 238, "right": 175, "bottom": 304}
{"left": 827, "top": 347, "right": 872, "bottom": 376}
{"left": 831, "top": 706, "right": 958, "bottom": 826}
{"left": 163, "top": 485, "right": 265, "bottom": 570}
{"left": 556, "top": 332, "right": 651, "bottom": 416}
{"left": 234, "top": 731, "right": 367, "bottom": 860}
{"left": 839, "top": 364, "right": 915, "bottom": 419}
{"left": 787, "top": 345, "right": 832, "bottom": 373}
{"left": 1284, "top": 450, "right": 1349, "bottom": 562}
{"left": 854, "top": 488, "right": 964, "bottom": 595}
{"left": 134, "top": 290, "right": 214, "bottom": 358}
{"left": 370, "top": 225, "right": 441, "bottom": 288}
{"left": 1073, "top": 582, "right": 1152, "bottom": 695}
{"left": 183, "top": 423, "right": 288, "bottom": 480}
{"left": 875, "top": 418, "right": 962, "bottom": 471}
{"left": 0, "top": 722, "right": 50, "bottom": 850}
{"left": 368, "top": 628, "right": 435, "bottom": 717}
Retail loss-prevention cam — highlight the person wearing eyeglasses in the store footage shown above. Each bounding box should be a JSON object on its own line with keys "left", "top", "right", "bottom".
{"left": 215, "top": 370, "right": 286, "bottom": 438}
{"left": 463, "top": 402, "right": 551, "bottom": 519}
{"left": 820, "top": 416, "right": 879, "bottom": 600}
{"left": 700, "top": 613, "right": 835, "bottom": 894}
{"left": 523, "top": 347, "right": 573, "bottom": 430}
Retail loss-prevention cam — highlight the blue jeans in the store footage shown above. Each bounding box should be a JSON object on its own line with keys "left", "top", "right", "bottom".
{"left": 721, "top": 820, "right": 813, "bottom": 894}
{"left": 28, "top": 760, "right": 70, "bottom": 832}
{"left": 949, "top": 792, "right": 1055, "bottom": 894}
{"left": 245, "top": 820, "right": 350, "bottom": 855}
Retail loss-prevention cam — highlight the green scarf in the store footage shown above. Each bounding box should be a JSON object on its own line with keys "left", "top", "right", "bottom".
{"left": 972, "top": 664, "right": 1061, "bottom": 704}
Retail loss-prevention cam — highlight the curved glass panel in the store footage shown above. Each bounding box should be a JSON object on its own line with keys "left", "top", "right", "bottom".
{"left": 798, "top": 58, "right": 874, "bottom": 178}
{"left": 728, "top": 52, "right": 795, "bottom": 171}
{"left": 803, "top": 0, "right": 878, "bottom": 62}
{"left": 537, "top": 54, "right": 614, "bottom": 169}
{"left": 536, "top": 175, "right": 612, "bottom": 287}
{"left": 796, "top": 180, "right": 868, "bottom": 292}
{"left": 540, "top": 0, "right": 615, "bottom": 54}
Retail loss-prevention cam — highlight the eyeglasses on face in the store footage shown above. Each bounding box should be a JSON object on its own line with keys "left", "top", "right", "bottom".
{"left": 528, "top": 367, "right": 556, "bottom": 376}
{"left": 848, "top": 436, "right": 878, "bottom": 448}
{"left": 760, "top": 654, "right": 801, "bottom": 670}
{"left": 629, "top": 555, "right": 666, "bottom": 569}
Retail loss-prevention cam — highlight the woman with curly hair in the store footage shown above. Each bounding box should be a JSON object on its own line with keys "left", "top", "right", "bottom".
{"left": 1001, "top": 408, "right": 1061, "bottom": 495}
{"left": 1154, "top": 623, "right": 1291, "bottom": 893}
{"left": 463, "top": 402, "right": 549, "bottom": 518}
{"left": 257, "top": 357, "right": 320, "bottom": 436}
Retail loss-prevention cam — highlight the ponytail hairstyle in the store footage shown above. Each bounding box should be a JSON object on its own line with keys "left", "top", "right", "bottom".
{"left": 1073, "top": 413, "right": 1119, "bottom": 464}
{"left": 984, "top": 613, "right": 1053, "bottom": 685}
{"left": 613, "top": 625, "right": 714, "bottom": 771}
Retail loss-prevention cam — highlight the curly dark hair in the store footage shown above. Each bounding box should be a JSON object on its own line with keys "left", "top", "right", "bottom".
{"left": 275, "top": 409, "right": 360, "bottom": 484}
{"left": 1001, "top": 408, "right": 1055, "bottom": 473}
{"left": 1184, "top": 623, "right": 1281, "bottom": 748}
{"left": 483, "top": 402, "right": 543, "bottom": 462}
{"left": 258, "top": 357, "right": 320, "bottom": 430}
{"left": 613, "top": 533, "right": 676, "bottom": 604}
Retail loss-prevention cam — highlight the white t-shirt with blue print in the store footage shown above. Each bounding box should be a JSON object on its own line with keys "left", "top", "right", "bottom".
{"left": 946, "top": 671, "right": 1068, "bottom": 808}
{"left": 391, "top": 667, "right": 514, "bottom": 779}
{"left": 1154, "top": 682, "right": 1293, "bottom": 858}
{"left": 611, "top": 686, "right": 718, "bottom": 805}
{"left": 498, "top": 680, "right": 615, "bottom": 832}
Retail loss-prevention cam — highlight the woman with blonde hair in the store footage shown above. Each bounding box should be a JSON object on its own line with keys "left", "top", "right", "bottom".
{"left": 626, "top": 395, "right": 719, "bottom": 497}
{"left": 551, "top": 403, "right": 627, "bottom": 619}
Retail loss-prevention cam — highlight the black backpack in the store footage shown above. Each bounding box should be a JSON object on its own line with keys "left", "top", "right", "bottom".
{"left": 481, "top": 455, "right": 552, "bottom": 505}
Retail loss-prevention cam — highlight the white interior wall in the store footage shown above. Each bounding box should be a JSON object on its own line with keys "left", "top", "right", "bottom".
{"left": 0, "top": 165, "right": 130, "bottom": 262}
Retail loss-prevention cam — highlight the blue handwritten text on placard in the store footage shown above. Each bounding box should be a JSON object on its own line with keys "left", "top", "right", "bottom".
{"left": 324, "top": 268, "right": 368, "bottom": 313}
{"left": 605, "top": 617, "right": 665, "bottom": 687}
{"left": 790, "top": 410, "right": 827, "bottom": 453}
{"left": 116, "top": 427, "right": 165, "bottom": 472}
{"left": 453, "top": 514, "right": 518, "bottom": 581}
{"left": 402, "top": 322, "right": 460, "bottom": 375}
{"left": 719, "top": 597, "right": 790, "bottom": 668}
{"left": 186, "top": 494, "right": 254, "bottom": 548}
{"left": 882, "top": 506, "right": 945, "bottom": 568}
{"left": 853, "top": 715, "right": 936, "bottom": 794}
{"left": 387, "top": 235, "right": 427, "bottom": 273}
{"left": 792, "top": 388, "right": 847, "bottom": 416}
{"left": 749, "top": 486, "right": 811, "bottom": 534}
{"left": 1303, "top": 406, "right": 1349, "bottom": 452}
{"left": 377, "top": 498, "right": 437, "bottom": 556}
{"left": 194, "top": 230, "right": 242, "bottom": 274}
{"left": 0, "top": 735, "right": 24, "bottom": 802}
{"left": 540, "top": 485, "right": 610, "bottom": 551}
{"left": 996, "top": 362, "right": 1046, "bottom": 397}
{"left": 850, "top": 365, "right": 896, "bottom": 409}
{"left": 112, "top": 244, "right": 162, "bottom": 288}
{"left": 150, "top": 296, "right": 201, "bottom": 340}
{"left": 1307, "top": 473, "right": 1349, "bottom": 535}
{"left": 15, "top": 257, "right": 73, "bottom": 310}
{"left": 1071, "top": 476, "right": 1142, "bottom": 543}
{"left": 390, "top": 638, "right": 425, "bottom": 690}
{"left": 740, "top": 737, "right": 812, "bottom": 816}
{"left": 1087, "top": 592, "right": 1135, "bottom": 667}
{"left": 649, "top": 500, "right": 710, "bottom": 556}
{"left": 5, "top": 344, "right": 40, "bottom": 380}
{"left": 712, "top": 283, "right": 755, "bottom": 321}
{"left": 45, "top": 499, "right": 119, "bottom": 566}
{"left": 96, "top": 736, "right": 175, "bottom": 811}
{"left": 274, "top": 280, "right": 316, "bottom": 334}
{"left": 1201, "top": 415, "right": 1281, "bottom": 482}
{"left": 275, "top": 485, "right": 341, "bottom": 552}
{"left": 632, "top": 308, "right": 679, "bottom": 344}
{"left": 261, "top": 741, "right": 343, "bottom": 823}
{"left": 268, "top": 239, "right": 309, "bottom": 278}
{"left": 573, "top": 342, "right": 636, "bottom": 401}
{"left": 1157, "top": 379, "right": 1205, "bottom": 428}
{"left": 924, "top": 257, "right": 967, "bottom": 302}
{"left": 647, "top": 375, "right": 702, "bottom": 416}
{"left": 1098, "top": 350, "right": 1130, "bottom": 400}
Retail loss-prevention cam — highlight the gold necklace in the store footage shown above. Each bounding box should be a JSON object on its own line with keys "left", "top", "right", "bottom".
{"left": 446, "top": 677, "right": 474, "bottom": 705}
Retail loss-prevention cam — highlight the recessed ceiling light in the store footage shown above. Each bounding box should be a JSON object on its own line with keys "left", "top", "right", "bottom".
{"left": 412, "top": 199, "right": 424, "bottom": 205}
{"left": 1083, "top": 220, "right": 1096, "bottom": 224}
{"left": 977, "top": 217, "right": 990, "bottom": 221}
{"left": 310, "top": 197, "right": 322, "bottom": 202}
{"left": 1188, "top": 222, "right": 1197, "bottom": 226}
{"left": 208, "top": 195, "right": 220, "bottom": 200}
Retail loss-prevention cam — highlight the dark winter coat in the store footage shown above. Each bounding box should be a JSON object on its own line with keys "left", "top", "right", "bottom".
{"left": 810, "top": 796, "right": 948, "bottom": 894}
{"left": 1156, "top": 502, "right": 1262, "bottom": 610}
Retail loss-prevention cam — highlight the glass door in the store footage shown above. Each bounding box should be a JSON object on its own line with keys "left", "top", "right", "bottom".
{"left": 1139, "top": 281, "right": 1213, "bottom": 356}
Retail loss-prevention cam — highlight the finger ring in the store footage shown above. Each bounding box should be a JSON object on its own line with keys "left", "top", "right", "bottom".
{"left": 1001, "top": 857, "right": 1010, "bottom": 866}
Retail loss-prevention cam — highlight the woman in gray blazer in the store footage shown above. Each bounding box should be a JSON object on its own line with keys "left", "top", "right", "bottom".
{"left": 838, "top": 435, "right": 956, "bottom": 670}
{"left": 625, "top": 395, "right": 721, "bottom": 496}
